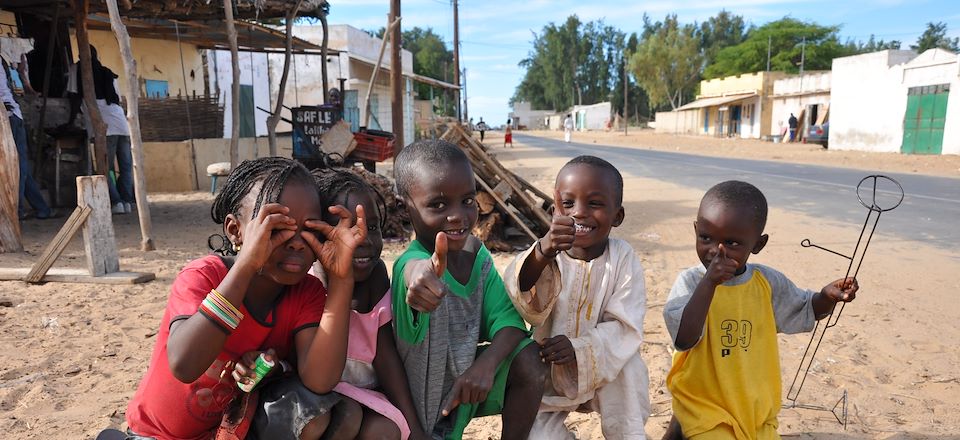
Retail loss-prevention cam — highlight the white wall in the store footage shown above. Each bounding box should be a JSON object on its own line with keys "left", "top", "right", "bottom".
{"left": 830, "top": 50, "right": 917, "bottom": 152}
{"left": 655, "top": 110, "right": 700, "bottom": 134}
{"left": 208, "top": 50, "right": 271, "bottom": 138}
{"left": 572, "top": 102, "right": 612, "bottom": 130}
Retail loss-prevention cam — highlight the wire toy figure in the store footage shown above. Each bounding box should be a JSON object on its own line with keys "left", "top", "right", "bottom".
{"left": 783, "top": 175, "right": 904, "bottom": 428}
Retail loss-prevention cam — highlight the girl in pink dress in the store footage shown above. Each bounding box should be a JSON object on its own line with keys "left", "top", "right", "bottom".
{"left": 313, "top": 168, "right": 428, "bottom": 440}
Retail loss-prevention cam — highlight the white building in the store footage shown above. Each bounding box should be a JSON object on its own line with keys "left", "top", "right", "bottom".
{"left": 771, "top": 71, "right": 831, "bottom": 141}
{"left": 209, "top": 24, "right": 457, "bottom": 148}
{"left": 830, "top": 48, "right": 959, "bottom": 155}
{"left": 509, "top": 101, "right": 554, "bottom": 130}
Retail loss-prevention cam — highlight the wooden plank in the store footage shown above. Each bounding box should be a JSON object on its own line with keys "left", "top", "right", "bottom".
{"left": 0, "top": 101, "right": 22, "bottom": 253}
{"left": 0, "top": 268, "right": 155, "bottom": 284}
{"left": 514, "top": 173, "right": 552, "bottom": 206}
{"left": 77, "top": 176, "right": 119, "bottom": 276}
{"left": 453, "top": 124, "right": 550, "bottom": 228}
{"left": 25, "top": 206, "right": 92, "bottom": 283}
{"left": 475, "top": 172, "right": 537, "bottom": 241}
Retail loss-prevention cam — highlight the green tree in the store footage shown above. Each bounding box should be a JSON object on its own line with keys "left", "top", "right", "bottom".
{"left": 630, "top": 15, "right": 703, "bottom": 110}
{"left": 911, "top": 22, "right": 960, "bottom": 52}
{"left": 858, "top": 34, "right": 901, "bottom": 52}
{"left": 704, "top": 18, "right": 856, "bottom": 79}
{"left": 699, "top": 10, "right": 749, "bottom": 66}
{"left": 513, "top": 16, "right": 626, "bottom": 112}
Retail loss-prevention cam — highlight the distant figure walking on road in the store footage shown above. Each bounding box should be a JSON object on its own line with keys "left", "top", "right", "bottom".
{"left": 504, "top": 118, "right": 513, "bottom": 148}
{"left": 788, "top": 113, "right": 798, "bottom": 142}
{"left": 477, "top": 117, "right": 489, "bottom": 142}
{"left": 563, "top": 114, "right": 574, "bottom": 143}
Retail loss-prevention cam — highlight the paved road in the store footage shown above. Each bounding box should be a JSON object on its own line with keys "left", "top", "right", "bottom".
{"left": 515, "top": 134, "right": 960, "bottom": 252}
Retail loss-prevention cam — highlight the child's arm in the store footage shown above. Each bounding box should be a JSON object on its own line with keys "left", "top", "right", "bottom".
{"left": 503, "top": 194, "right": 574, "bottom": 324}
{"left": 517, "top": 192, "right": 575, "bottom": 292}
{"left": 294, "top": 205, "right": 368, "bottom": 393}
{"left": 373, "top": 325, "right": 429, "bottom": 439}
{"left": 167, "top": 203, "right": 299, "bottom": 382}
{"left": 674, "top": 245, "right": 739, "bottom": 351}
{"left": 440, "top": 326, "right": 526, "bottom": 417}
{"left": 812, "top": 277, "right": 858, "bottom": 319}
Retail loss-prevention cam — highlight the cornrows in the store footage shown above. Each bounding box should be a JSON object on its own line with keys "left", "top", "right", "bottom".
{"left": 210, "top": 157, "right": 315, "bottom": 225}
{"left": 312, "top": 167, "right": 387, "bottom": 229}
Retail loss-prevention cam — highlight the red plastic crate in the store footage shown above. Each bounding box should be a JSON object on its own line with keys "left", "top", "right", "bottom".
{"left": 352, "top": 130, "right": 395, "bottom": 162}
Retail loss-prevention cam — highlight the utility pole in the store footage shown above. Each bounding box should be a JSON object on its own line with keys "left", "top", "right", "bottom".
{"left": 453, "top": 0, "right": 461, "bottom": 122}
{"left": 623, "top": 55, "right": 628, "bottom": 135}
{"left": 766, "top": 35, "right": 771, "bottom": 72}
{"left": 799, "top": 36, "right": 806, "bottom": 92}
{"left": 462, "top": 68, "right": 468, "bottom": 123}
{"left": 389, "top": 0, "right": 403, "bottom": 151}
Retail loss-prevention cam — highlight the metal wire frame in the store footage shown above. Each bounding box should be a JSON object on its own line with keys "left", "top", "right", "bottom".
{"left": 782, "top": 175, "right": 903, "bottom": 427}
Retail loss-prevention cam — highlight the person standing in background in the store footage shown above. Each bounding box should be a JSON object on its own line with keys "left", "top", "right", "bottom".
{"left": 563, "top": 114, "right": 574, "bottom": 143}
{"left": 66, "top": 46, "right": 134, "bottom": 215}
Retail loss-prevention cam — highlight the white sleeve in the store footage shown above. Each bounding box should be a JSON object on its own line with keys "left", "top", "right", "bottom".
{"left": 662, "top": 266, "right": 704, "bottom": 349}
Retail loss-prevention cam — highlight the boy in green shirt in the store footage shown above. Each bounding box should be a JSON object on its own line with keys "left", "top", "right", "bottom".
{"left": 391, "top": 139, "right": 546, "bottom": 439}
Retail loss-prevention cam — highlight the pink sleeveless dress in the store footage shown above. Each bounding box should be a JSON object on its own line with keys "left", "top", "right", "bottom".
{"left": 333, "top": 290, "right": 411, "bottom": 439}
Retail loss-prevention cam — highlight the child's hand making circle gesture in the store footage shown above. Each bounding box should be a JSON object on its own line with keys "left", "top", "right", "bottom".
{"left": 303, "top": 205, "right": 368, "bottom": 281}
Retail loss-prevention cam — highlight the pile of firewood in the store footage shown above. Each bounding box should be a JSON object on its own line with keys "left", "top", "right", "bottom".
{"left": 347, "top": 165, "right": 410, "bottom": 241}
{"left": 441, "top": 124, "right": 550, "bottom": 251}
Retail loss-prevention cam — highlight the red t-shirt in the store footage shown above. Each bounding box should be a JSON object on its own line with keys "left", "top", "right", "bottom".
{"left": 126, "top": 255, "right": 326, "bottom": 440}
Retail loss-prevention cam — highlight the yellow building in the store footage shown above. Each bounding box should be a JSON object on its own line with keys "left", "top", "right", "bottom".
{"left": 655, "top": 71, "right": 789, "bottom": 139}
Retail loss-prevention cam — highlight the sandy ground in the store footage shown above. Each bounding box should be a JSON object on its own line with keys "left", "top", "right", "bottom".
{"left": 1, "top": 132, "right": 958, "bottom": 439}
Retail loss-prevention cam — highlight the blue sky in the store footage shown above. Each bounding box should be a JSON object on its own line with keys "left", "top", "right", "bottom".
{"left": 331, "top": 0, "right": 960, "bottom": 125}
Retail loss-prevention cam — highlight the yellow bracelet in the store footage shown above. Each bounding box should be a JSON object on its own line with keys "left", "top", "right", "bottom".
{"left": 211, "top": 288, "right": 243, "bottom": 318}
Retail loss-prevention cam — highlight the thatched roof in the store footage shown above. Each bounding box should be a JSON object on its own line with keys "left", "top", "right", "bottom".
{"left": 0, "top": 0, "right": 329, "bottom": 21}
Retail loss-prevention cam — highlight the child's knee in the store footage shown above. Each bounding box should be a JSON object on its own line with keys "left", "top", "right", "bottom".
{"left": 299, "top": 412, "right": 331, "bottom": 440}
{"left": 357, "top": 411, "right": 401, "bottom": 440}
{"left": 510, "top": 342, "right": 548, "bottom": 387}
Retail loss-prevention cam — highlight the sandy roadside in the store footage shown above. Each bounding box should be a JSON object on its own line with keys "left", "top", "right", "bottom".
{"left": 0, "top": 133, "right": 957, "bottom": 439}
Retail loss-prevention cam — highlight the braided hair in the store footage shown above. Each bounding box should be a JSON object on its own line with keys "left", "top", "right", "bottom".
{"left": 312, "top": 167, "right": 386, "bottom": 229}
{"left": 210, "top": 157, "right": 316, "bottom": 226}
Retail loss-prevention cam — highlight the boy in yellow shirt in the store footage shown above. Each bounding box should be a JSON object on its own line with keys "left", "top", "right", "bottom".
{"left": 663, "top": 180, "right": 858, "bottom": 440}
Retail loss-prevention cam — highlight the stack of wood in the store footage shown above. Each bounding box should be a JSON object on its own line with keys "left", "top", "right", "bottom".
{"left": 346, "top": 165, "right": 410, "bottom": 241}
{"left": 440, "top": 123, "right": 551, "bottom": 251}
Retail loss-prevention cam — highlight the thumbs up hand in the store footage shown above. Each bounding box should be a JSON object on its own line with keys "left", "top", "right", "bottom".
{"left": 539, "top": 189, "right": 576, "bottom": 258}
{"left": 404, "top": 232, "right": 451, "bottom": 313}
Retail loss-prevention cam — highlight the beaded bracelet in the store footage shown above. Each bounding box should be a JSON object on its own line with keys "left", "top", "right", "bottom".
{"left": 198, "top": 290, "right": 243, "bottom": 331}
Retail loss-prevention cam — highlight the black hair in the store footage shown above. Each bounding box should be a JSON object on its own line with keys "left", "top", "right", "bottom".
{"left": 210, "top": 156, "right": 315, "bottom": 226}
{"left": 560, "top": 155, "right": 624, "bottom": 206}
{"left": 702, "top": 180, "right": 768, "bottom": 231}
{"left": 394, "top": 139, "right": 470, "bottom": 196}
{"left": 312, "top": 167, "right": 386, "bottom": 228}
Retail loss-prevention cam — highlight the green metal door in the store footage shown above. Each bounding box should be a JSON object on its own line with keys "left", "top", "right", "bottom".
{"left": 902, "top": 84, "right": 949, "bottom": 155}
{"left": 239, "top": 84, "right": 255, "bottom": 138}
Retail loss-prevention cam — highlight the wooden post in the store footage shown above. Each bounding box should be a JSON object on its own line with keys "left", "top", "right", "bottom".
{"left": 389, "top": 0, "right": 403, "bottom": 152}
{"left": 224, "top": 0, "right": 240, "bottom": 169}
{"left": 320, "top": 8, "right": 329, "bottom": 104}
{"left": 0, "top": 103, "right": 22, "bottom": 253}
{"left": 77, "top": 176, "right": 119, "bottom": 276}
{"left": 106, "top": 0, "right": 155, "bottom": 251}
{"left": 268, "top": 0, "right": 302, "bottom": 157}
{"left": 453, "top": 0, "right": 460, "bottom": 122}
{"left": 73, "top": 0, "right": 108, "bottom": 174}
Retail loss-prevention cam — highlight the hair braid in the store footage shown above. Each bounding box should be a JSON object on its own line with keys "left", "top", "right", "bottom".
{"left": 311, "top": 167, "right": 386, "bottom": 228}
{"left": 210, "top": 157, "right": 314, "bottom": 225}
